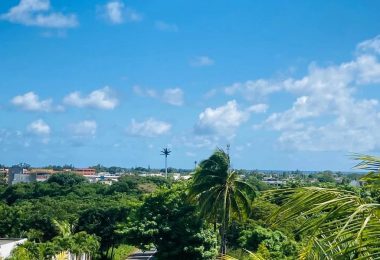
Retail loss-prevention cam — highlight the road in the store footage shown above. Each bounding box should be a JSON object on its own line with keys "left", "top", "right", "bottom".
{"left": 127, "top": 250, "right": 156, "bottom": 260}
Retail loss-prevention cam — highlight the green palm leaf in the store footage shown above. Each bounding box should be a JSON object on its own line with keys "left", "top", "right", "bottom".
{"left": 188, "top": 148, "right": 255, "bottom": 254}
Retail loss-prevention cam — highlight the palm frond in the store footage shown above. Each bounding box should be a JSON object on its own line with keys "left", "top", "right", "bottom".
{"left": 352, "top": 154, "right": 380, "bottom": 172}
{"left": 268, "top": 187, "right": 380, "bottom": 259}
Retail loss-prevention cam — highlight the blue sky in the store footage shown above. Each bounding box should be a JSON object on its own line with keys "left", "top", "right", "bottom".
{"left": 1, "top": 0, "right": 380, "bottom": 170}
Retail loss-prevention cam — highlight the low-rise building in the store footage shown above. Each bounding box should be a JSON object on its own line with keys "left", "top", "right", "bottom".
{"left": 73, "top": 168, "right": 96, "bottom": 176}
{"left": 8, "top": 166, "right": 36, "bottom": 185}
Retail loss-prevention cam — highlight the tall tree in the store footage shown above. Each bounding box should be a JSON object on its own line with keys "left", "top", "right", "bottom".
{"left": 188, "top": 149, "right": 255, "bottom": 255}
{"left": 160, "top": 148, "right": 171, "bottom": 178}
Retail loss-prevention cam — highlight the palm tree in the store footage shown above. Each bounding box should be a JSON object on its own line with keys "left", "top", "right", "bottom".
{"left": 188, "top": 148, "right": 255, "bottom": 255}
{"left": 268, "top": 154, "right": 380, "bottom": 259}
{"left": 160, "top": 147, "right": 171, "bottom": 178}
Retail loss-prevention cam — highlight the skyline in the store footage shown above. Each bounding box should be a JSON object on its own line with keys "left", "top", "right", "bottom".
{"left": 1, "top": 0, "right": 380, "bottom": 171}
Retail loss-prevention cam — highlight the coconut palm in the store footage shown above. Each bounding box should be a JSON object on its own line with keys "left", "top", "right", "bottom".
{"left": 160, "top": 147, "right": 171, "bottom": 178}
{"left": 268, "top": 154, "right": 380, "bottom": 259}
{"left": 188, "top": 148, "right": 255, "bottom": 255}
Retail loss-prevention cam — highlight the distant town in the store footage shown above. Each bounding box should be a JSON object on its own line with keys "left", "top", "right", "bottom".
{"left": 0, "top": 163, "right": 364, "bottom": 187}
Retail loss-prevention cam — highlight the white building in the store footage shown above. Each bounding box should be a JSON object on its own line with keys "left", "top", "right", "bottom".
{"left": 0, "top": 238, "right": 27, "bottom": 259}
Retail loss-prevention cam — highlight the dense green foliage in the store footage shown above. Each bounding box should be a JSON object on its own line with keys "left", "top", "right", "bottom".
{"left": 1, "top": 151, "right": 372, "bottom": 259}
{"left": 0, "top": 174, "right": 169, "bottom": 259}
{"left": 121, "top": 184, "right": 218, "bottom": 259}
{"left": 47, "top": 172, "right": 88, "bottom": 186}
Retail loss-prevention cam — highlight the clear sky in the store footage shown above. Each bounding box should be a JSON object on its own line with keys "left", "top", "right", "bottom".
{"left": 1, "top": 0, "right": 380, "bottom": 171}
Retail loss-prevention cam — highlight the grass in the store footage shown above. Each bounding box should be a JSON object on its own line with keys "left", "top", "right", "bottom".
{"left": 108, "top": 244, "right": 137, "bottom": 260}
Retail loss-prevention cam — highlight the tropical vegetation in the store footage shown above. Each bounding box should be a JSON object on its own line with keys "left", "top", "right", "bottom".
{"left": 0, "top": 151, "right": 378, "bottom": 259}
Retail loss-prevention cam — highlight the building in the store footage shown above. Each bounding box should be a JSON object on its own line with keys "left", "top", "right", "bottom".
{"left": 0, "top": 238, "right": 27, "bottom": 259}
{"left": 29, "top": 168, "right": 57, "bottom": 182}
{"left": 262, "top": 176, "right": 284, "bottom": 186}
{"left": 7, "top": 166, "right": 36, "bottom": 185}
{"left": 73, "top": 168, "right": 96, "bottom": 176}
{"left": 85, "top": 173, "right": 120, "bottom": 184}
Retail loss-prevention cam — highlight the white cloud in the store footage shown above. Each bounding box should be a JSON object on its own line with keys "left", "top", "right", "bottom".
{"left": 127, "top": 118, "right": 171, "bottom": 137}
{"left": 247, "top": 103, "right": 268, "bottom": 113}
{"left": 133, "top": 85, "right": 157, "bottom": 98}
{"left": 104, "top": 1, "right": 124, "bottom": 24}
{"left": 69, "top": 120, "right": 97, "bottom": 137}
{"left": 357, "top": 35, "right": 380, "bottom": 54}
{"left": 246, "top": 35, "right": 380, "bottom": 152}
{"left": 63, "top": 86, "right": 119, "bottom": 110}
{"left": 162, "top": 88, "right": 184, "bottom": 106}
{"left": 1, "top": 0, "right": 78, "bottom": 28}
{"left": 133, "top": 86, "right": 184, "bottom": 106}
{"left": 101, "top": 1, "right": 142, "bottom": 24}
{"left": 225, "top": 79, "right": 282, "bottom": 100}
{"left": 27, "top": 119, "right": 50, "bottom": 135}
{"left": 190, "top": 56, "right": 214, "bottom": 67}
{"left": 195, "top": 100, "right": 249, "bottom": 138}
{"left": 11, "top": 92, "right": 54, "bottom": 112}
{"left": 155, "top": 20, "right": 178, "bottom": 32}
{"left": 203, "top": 89, "right": 218, "bottom": 99}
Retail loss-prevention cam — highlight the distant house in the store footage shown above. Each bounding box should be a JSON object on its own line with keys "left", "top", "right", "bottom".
{"left": 7, "top": 166, "right": 36, "bottom": 185}
{"left": 0, "top": 238, "right": 27, "bottom": 259}
{"left": 262, "top": 176, "right": 284, "bottom": 185}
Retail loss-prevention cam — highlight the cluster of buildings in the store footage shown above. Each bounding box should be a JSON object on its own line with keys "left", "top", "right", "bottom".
{"left": 1, "top": 165, "right": 105, "bottom": 185}
{"left": 1, "top": 165, "right": 193, "bottom": 186}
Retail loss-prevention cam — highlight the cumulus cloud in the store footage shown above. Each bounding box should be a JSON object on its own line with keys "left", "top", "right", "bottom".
{"left": 242, "top": 35, "right": 380, "bottom": 152}
{"left": 190, "top": 56, "right": 214, "bottom": 67}
{"left": 100, "top": 1, "right": 142, "bottom": 24}
{"left": 133, "top": 86, "right": 184, "bottom": 106}
{"left": 11, "top": 92, "right": 56, "bottom": 112}
{"left": 63, "top": 87, "right": 119, "bottom": 110}
{"left": 69, "top": 120, "right": 97, "bottom": 137}
{"left": 155, "top": 20, "right": 178, "bottom": 32}
{"left": 127, "top": 118, "right": 171, "bottom": 137}
{"left": 195, "top": 100, "right": 249, "bottom": 138}
{"left": 1, "top": 0, "right": 78, "bottom": 28}
{"left": 27, "top": 119, "right": 50, "bottom": 135}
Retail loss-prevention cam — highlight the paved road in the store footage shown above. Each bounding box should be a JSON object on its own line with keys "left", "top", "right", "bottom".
{"left": 127, "top": 250, "right": 156, "bottom": 260}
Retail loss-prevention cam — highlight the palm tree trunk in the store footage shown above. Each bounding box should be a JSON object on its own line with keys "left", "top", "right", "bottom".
{"left": 220, "top": 194, "right": 230, "bottom": 255}
{"left": 219, "top": 224, "right": 227, "bottom": 255}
